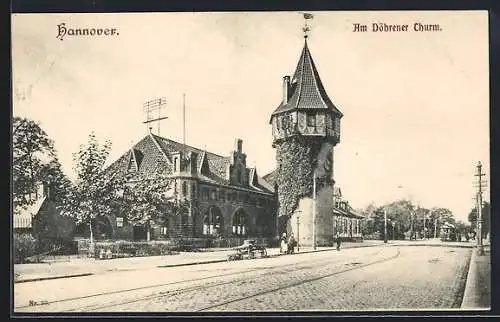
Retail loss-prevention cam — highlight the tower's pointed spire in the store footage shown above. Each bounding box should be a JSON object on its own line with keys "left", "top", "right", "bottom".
{"left": 270, "top": 14, "right": 343, "bottom": 120}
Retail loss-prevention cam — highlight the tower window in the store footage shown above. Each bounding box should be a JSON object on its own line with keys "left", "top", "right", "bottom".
{"left": 307, "top": 113, "right": 316, "bottom": 127}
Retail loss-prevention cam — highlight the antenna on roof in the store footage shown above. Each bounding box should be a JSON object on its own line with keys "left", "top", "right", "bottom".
{"left": 301, "top": 12, "right": 314, "bottom": 39}
{"left": 143, "top": 97, "right": 167, "bottom": 136}
{"left": 183, "top": 93, "right": 186, "bottom": 152}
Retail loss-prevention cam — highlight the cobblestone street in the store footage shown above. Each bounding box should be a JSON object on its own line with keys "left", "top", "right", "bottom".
{"left": 15, "top": 245, "right": 472, "bottom": 312}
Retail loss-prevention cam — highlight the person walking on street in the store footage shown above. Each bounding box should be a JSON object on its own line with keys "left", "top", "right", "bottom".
{"left": 280, "top": 233, "right": 288, "bottom": 254}
{"left": 287, "top": 233, "right": 296, "bottom": 254}
{"left": 335, "top": 232, "right": 342, "bottom": 251}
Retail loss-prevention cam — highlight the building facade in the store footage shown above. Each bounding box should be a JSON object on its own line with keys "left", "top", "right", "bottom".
{"left": 105, "top": 134, "right": 277, "bottom": 244}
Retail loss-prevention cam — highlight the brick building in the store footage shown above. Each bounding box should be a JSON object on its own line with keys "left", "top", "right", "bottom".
{"left": 103, "top": 134, "right": 276, "bottom": 244}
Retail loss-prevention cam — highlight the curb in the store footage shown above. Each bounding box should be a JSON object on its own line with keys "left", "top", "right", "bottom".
{"left": 14, "top": 273, "right": 94, "bottom": 284}
{"left": 461, "top": 248, "right": 490, "bottom": 310}
{"left": 388, "top": 243, "right": 474, "bottom": 249}
{"left": 461, "top": 248, "right": 479, "bottom": 309}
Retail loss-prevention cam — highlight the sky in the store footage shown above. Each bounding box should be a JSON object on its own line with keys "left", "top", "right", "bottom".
{"left": 11, "top": 11, "right": 489, "bottom": 222}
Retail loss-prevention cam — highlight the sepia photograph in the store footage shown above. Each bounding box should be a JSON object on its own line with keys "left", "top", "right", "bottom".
{"left": 11, "top": 10, "right": 490, "bottom": 313}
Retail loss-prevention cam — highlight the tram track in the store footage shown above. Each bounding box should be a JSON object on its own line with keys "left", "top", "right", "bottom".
{"left": 16, "top": 246, "right": 414, "bottom": 312}
{"left": 64, "top": 247, "right": 403, "bottom": 312}
{"left": 194, "top": 248, "right": 402, "bottom": 311}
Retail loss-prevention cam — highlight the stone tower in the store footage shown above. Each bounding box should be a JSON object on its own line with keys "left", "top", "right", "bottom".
{"left": 270, "top": 34, "right": 343, "bottom": 247}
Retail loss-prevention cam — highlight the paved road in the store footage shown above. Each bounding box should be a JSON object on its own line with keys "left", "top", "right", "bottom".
{"left": 14, "top": 245, "right": 471, "bottom": 312}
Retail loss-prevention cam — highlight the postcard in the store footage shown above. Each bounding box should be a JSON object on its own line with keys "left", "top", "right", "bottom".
{"left": 11, "top": 11, "right": 490, "bottom": 313}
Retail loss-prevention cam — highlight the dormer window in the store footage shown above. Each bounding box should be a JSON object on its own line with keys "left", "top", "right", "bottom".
{"left": 172, "top": 153, "right": 182, "bottom": 173}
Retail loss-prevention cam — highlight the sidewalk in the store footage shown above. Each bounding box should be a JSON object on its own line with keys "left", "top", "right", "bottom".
{"left": 461, "top": 244, "right": 491, "bottom": 310}
{"left": 13, "top": 240, "right": 385, "bottom": 283}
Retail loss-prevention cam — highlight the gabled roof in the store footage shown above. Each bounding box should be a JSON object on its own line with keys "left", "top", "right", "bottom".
{"left": 13, "top": 196, "right": 46, "bottom": 229}
{"left": 263, "top": 169, "right": 279, "bottom": 187}
{"left": 107, "top": 133, "right": 274, "bottom": 194}
{"left": 249, "top": 168, "right": 275, "bottom": 193}
{"left": 271, "top": 40, "right": 343, "bottom": 119}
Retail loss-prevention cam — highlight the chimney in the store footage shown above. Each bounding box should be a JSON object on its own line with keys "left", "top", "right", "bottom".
{"left": 283, "top": 76, "right": 290, "bottom": 104}
{"left": 235, "top": 138, "right": 243, "bottom": 153}
{"left": 189, "top": 151, "right": 198, "bottom": 174}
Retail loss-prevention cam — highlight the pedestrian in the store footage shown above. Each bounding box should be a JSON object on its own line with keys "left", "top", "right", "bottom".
{"left": 280, "top": 233, "right": 288, "bottom": 254}
{"left": 335, "top": 232, "right": 341, "bottom": 251}
{"left": 287, "top": 233, "right": 296, "bottom": 254}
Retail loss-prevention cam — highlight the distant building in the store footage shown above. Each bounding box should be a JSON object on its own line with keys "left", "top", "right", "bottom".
{"left": 332, "top": 187, "right": 364, "bottom": 240}
{"left": 104, "top": 134, "right": 276, "bottom": 243}
{"left": 13, "top": 182, "right": 74, "bottom": 239}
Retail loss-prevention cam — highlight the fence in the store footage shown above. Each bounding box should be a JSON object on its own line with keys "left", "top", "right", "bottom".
{"left": 77, "top": 237, "right": 273, "bottom": 258}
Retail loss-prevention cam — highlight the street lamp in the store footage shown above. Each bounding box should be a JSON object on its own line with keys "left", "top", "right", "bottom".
{"left": 295, "top": 210, "right": 302, "bottom": 252}
{"left": 384, "top": 208, "right": 388, "bottom": 244}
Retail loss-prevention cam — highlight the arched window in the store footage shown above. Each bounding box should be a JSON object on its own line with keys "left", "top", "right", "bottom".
{"left": 232, "top": 209, "right": 248, "bottom": 236}
{"left": 203, "top": 206, "right": 223, "bottom": 236}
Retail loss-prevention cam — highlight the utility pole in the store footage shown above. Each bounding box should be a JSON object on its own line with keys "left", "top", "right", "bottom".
{"left": 384, "top": 208, "right": 388, "bottom": 243}
{"left": 409, "top": 208, "right": 414, "bottom": 241}
{"left": 423, "top": 210, "right": 426, "bottom": 239}
{"left": 475, "top": 161, "right": 486, "bottom": 256}
{"left": 296, "top": 210, "right": 301, "bottom": 252}
{"left": 434, "top": 212, "right": 438, "bottom": 239}
{"left": 312, "top": 170, "right": 317, "bottom": 250}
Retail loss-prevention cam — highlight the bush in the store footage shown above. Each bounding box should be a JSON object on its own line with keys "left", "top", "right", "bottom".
{"left": 89, "top": 240, "right": 180, "bottom": 258}
{"left": 13, "top": 233, "right": 39, "bottom": 264}
{"left": 37, "top": 238, "right": 78, "bottom": 255}
{"left": 363, "top": 232, "right": 381, "bottom": 240}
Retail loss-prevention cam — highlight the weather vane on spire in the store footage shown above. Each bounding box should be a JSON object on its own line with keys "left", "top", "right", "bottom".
{"left": 302, "top": 12, "right": 314, "bottom": 38}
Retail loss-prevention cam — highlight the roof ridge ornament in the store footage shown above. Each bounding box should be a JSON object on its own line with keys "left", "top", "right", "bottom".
{"left": 302, "top": 12, "right": 314, "bottom": 39}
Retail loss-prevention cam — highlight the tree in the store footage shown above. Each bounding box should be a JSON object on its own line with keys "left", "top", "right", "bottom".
{"left": 38, "top": 159, "right": 73, "bottom": 204}
{"left": 384, "top": 199, "right": 415, "bottom": 238}
{"left": 428, "top": 207, "right": 454, "bottom": 238}
{"left": 119, "top": 171, "right": 183, "bottom": 241}
{"left": 361, "top": 200, "right": 457, "bottom": 240}
{"left": 12, "top": 117, "right": 56, "bottom": 206}
{"left": 61, "top": 132, "right": 124, "bottom": 245}
{"left": 468, "top": 201, "right": 490, "bottom": 238}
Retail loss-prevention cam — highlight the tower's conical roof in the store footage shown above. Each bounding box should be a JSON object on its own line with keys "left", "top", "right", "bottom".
{"left": 271, "top": 39, "right": 343, "bottom": 118}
